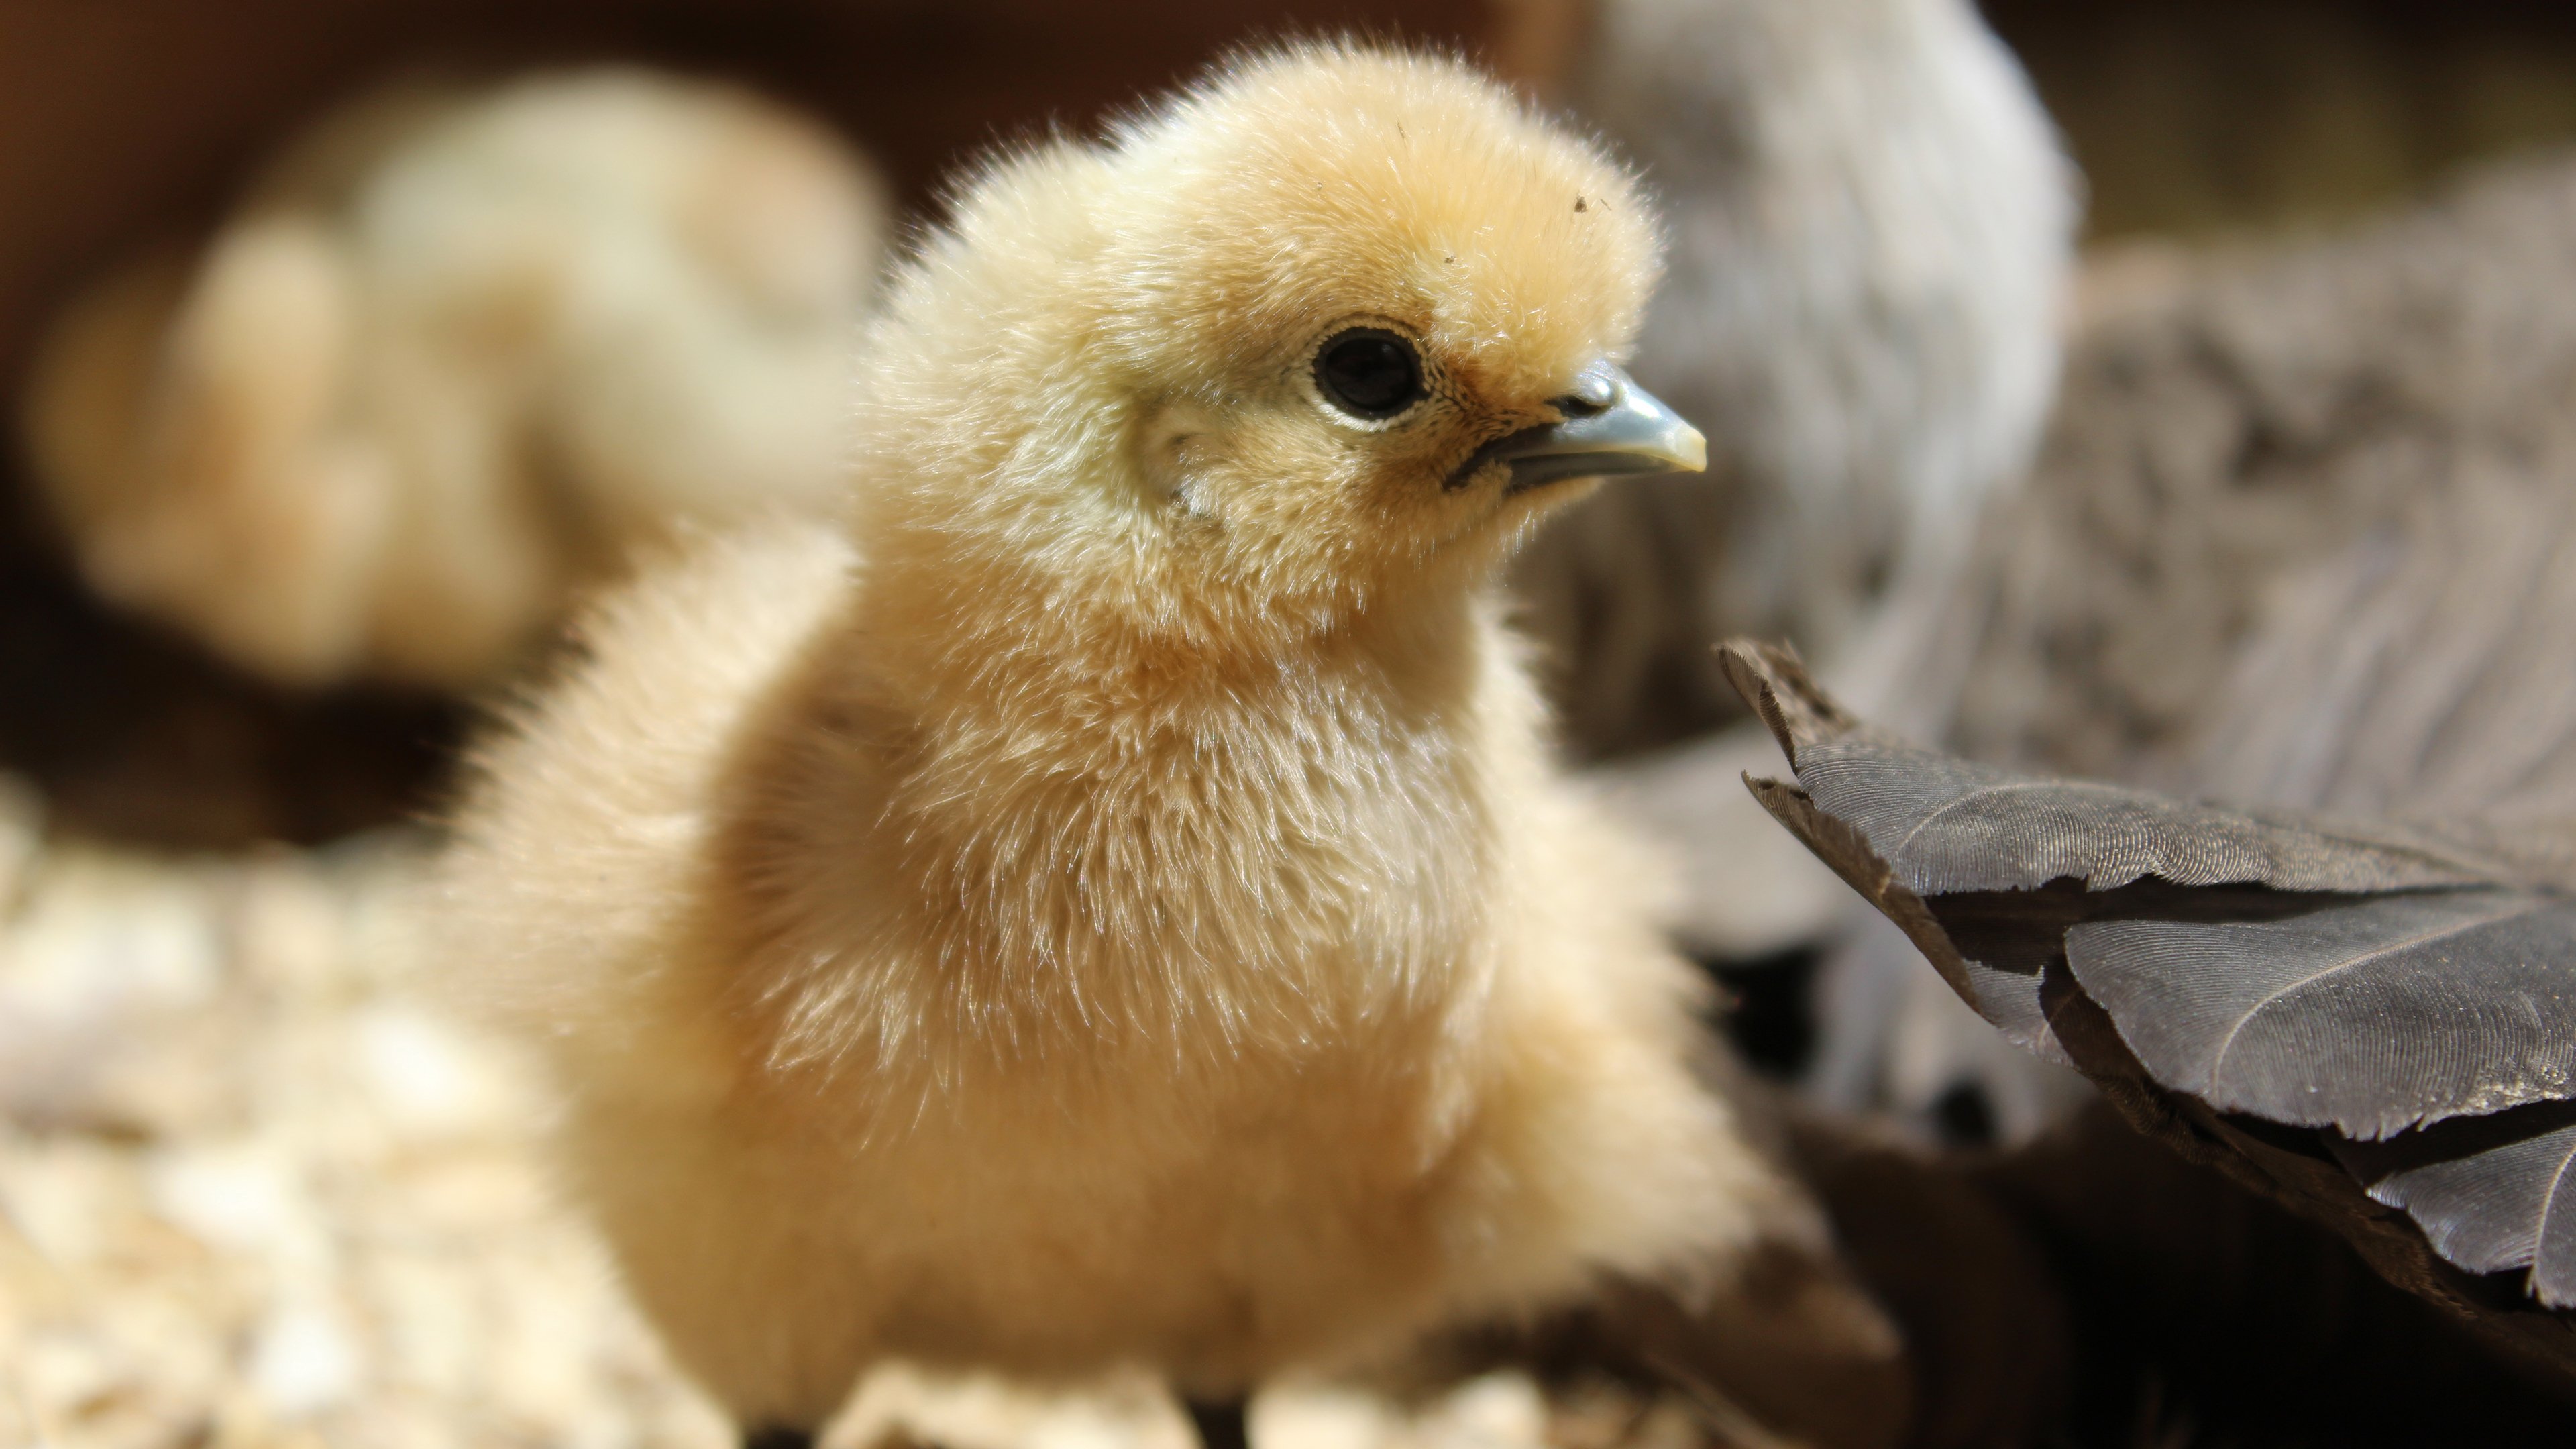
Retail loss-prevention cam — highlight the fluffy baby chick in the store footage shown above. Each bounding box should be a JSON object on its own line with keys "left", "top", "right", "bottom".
{"left": 24, "top": 68, "right": 885, "bottom": 690}
{"left": 445, "top": 44, "right": 1858, "bottom": 1449}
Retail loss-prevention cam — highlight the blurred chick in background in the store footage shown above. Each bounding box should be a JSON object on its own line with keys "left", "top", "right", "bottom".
{"left": 1523, "top": 0, "right": 2074, "bottom": 758}
{"left": 1517, "top": 0, "right": 2080, "bottom": 1136}
{"left": 447, "top": 44, "right": 1903, "bottom": 1449}
{"left": 23, "top": 68, "right": 886, "bottom": 690}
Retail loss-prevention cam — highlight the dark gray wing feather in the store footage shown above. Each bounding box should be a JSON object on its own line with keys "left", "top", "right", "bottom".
{"left": 1790, "top": 735, "right": 2502, "bottom": 900}
{"left": 2070, "top": 892, "right": 2576, "bottom": 1138}
{"left": 2336, "top": 1104, "right": 2576, "bottom": 1307}
{"left": 1722, "top": 640, "right": 2576, "bottom": 1333}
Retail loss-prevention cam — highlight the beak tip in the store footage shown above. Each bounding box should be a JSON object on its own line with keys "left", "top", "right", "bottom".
{"left": 1476, "top": 367, "right": 1709, "bottom": 490}
{"left": 1672, "top": 425, "right": 1709, "bottom": 474}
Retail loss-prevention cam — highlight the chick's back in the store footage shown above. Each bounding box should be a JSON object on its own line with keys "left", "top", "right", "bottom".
{"left": 451, "top": 520, "right": 858, "bottom": 1106}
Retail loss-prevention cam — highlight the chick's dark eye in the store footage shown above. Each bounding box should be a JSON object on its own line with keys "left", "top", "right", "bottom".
{"left": 1313, "top": 329, "right": 1426, "bottom": 420}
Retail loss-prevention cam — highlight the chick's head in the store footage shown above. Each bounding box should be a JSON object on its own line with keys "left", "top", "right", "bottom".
{"left": 855, "top": 44, "right": 1704, "bottom": 662}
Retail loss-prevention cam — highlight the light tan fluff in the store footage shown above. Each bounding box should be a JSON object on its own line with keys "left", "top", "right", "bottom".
{"left": 443, "top": 46, "right": 1810, "bottom": 1437}
{"left": 23, "top": 68, "right": 885, "bottom": 689}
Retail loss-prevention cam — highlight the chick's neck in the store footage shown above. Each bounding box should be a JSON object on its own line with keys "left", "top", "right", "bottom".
{"left": 742, "top": 511, "right": 1513, "bottom": 1084}
{"left": 850, "top": 528, "right": 1493, "bottom": 747}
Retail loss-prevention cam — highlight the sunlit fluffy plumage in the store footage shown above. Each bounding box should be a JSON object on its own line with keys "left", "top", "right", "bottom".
{"left": 444, "top": 46, "right": 1831, "bottom": 1442}
{"left": 24, "top": 68, "right": 885, "bottom": 688}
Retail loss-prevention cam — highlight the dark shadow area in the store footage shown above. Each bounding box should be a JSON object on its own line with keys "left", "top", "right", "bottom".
{"left": 1986, "top": 0, "right": 2576, "bottom": 237}
{"left": 0, "top": 517, "right": 463, "bottom": 847}
{"left": 1973, "top": 1102, "right": 2576, "bottom": 1448}
{"left": 1699, "top": 944, "right": 1819, "bottom": 1082}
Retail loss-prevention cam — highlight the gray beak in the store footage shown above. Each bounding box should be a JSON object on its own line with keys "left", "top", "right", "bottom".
{"left": 1447, "top": 362, "right": 1708, "bottom": 494}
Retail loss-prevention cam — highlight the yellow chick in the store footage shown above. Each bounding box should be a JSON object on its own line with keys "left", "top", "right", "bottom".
{"left": 24, "top": 68, "right": 885, "bottom": 690}
{"left": 444, "top": 45, "right": 1849, "bottom": 1449}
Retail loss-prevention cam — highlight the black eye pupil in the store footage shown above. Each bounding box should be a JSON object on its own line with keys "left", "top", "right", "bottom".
{"left": 1315, "top": 329, "right": 1425, "bottom": 419}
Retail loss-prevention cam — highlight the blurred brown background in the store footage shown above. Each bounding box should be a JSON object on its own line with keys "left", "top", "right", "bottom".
{"left": 1993, "top": 0, "right": 2576, "bottom": 237}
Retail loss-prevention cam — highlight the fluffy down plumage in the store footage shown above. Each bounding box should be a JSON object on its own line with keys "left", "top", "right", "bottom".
{"left": 443, "top": 44, "right": 1880, "bottom": 1447}
{"left": 23, "top": 68, "right": 886, "bottom": 688}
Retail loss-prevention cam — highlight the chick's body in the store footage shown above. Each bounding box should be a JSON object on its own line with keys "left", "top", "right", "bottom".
{"left": 449, "top": 48, "right": 1794, "bottom": 1438}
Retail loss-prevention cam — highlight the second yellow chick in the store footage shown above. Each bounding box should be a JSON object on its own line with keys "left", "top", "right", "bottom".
{"left": 25, "top": 68, "right": 886, "bottom": 688}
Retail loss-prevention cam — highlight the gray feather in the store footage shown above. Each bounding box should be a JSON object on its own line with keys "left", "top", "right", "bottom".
{"left": 2071, "top": 893, "right": 2576, "bottom": 1140}
{"left": 1723, "top": 639, "right": 2576, "bottom": 1328}
{"left": 2338, "top": 1104, "right": 2576, "bottom": 1307}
